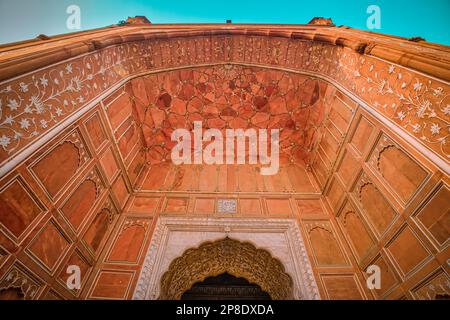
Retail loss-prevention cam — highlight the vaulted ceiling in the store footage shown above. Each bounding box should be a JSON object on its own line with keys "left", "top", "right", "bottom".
{"left": 127, "top": 64, "right": 335, "bottom": 165}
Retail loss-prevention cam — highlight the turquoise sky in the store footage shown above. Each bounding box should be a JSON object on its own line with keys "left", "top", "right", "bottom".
{"left": 0, "top": 0, "right": 449, "bottom": 45}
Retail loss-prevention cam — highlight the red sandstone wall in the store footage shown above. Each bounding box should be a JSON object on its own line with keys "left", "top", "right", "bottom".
{"left": 316, "top": 104, "right": 449, "bottom": 299}
{"left": 2, "top": 67, "right": 448, "bottom": 299}
{"left": 0, "top": 28, "right": 448, "bottom": 299}
{"left": 0, "top": 97, "right": 145, "bottom": 299}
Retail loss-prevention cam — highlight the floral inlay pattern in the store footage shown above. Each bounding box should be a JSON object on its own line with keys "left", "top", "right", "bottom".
{"left": 0, "top": 35, "right": 448, "bottom": 165}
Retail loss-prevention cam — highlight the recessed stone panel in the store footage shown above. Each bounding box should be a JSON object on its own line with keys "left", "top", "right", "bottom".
{"left": 31, "top": 130, "right": 89, "bottom": 199}
{"left": 0, "top": 178, "right": 44, "bottom": 240}
{"left": 239, "top": 198, "right": 262, "bottom": 215}
{"left": 305, "top": 221, "right": 347, "bottom": 267}
{"left": 107, "top": 219, "right": 151, "bottom": 263}
{"left": 370, "top": 254, "right": 399, "bottom": 297}
{"left": 326, "top": 177, "right": 345, "bottom": 211}
{"left": 265, "top": 198, "right": 292, "bottom": 215}
{"left": 415, "top": 184, "right": 450, "bottom": 247}
{"left": 387, "top": 226, "right": 431, "bottom": 276}
{"left": 128, "top": 197, "right": 160, "bottom": 215}
{"left": 195, "top": 198, "right": 216, "bottom": 214}
{"left": 84, "top": 111, "right": 107, "bottom": 151}
{"left": 57, "top": 250, "right": 91, "bottom": 295}
{"left": 117, "top": 120, "right": 140, "bottom": 161}
{"left": 354, "top": 174, "right": 397, "bottom": 236}
{"left": 369, "top": 136, "right": 428, "bottom": 203}
{"left": 338, "top": 204, "right": 375, "bottom": 261}
{"left": 27, "top": 220, "right": 70, "bottom": 272}
{"left": 61, "top": 169, "right": 103, "bottom": 231}
{"left": 321, "top": 274, "right": 364, "bottom": 300}
{"left": 163, "top": 197, "right": 188, "bottom": 214}
{"left": 83, "top": 198, "right": 116, "bottom": 255}
{"left": 297, "top": 199, "right": 323, "bottom": 216}
{"left": 350, "top": 115, "right": 374, "bottom": 154}
{"left": 337, "top": 150, "right": 359, "bottom": 187}
{"left": 111, "top": 175, "right": 129, "bottom": 209}
{"left": 105, "top": 93, "right": 133, "bottom": 130}
{"left": 99, "top": 147, "right": 119, "bottom": 183}
{"left": 90, "top": 271, "right": 134, "bottom": 299}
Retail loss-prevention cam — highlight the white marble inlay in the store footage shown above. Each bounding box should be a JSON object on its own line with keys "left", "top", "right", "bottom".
{"left": 217, "top": 199, "right": 237, "bottom": 214}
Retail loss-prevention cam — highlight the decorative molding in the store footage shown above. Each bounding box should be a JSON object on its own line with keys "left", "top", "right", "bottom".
{"left": 369, "top": 134, "right": 398, "bottom": 171}
{"left": 0, "top": 264, "right": 42, "bottom": 299}
{"left": 412, "top": 268, "right": 450, "bottom": 300}
{"left": 122, "top": 218, "right": 150, "bottom": 231}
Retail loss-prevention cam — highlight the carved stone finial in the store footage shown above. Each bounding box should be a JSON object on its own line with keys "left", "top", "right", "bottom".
{"left": 126, "top": 16, "right": 151, "bottom": 25}
{"left": 408, "top": 36, "right": 426, "bottom": 42}
{"left": 36, "top": 34, "right": 50, "bottom": 40}
{"left": 308, "top": 17, "right": 335, "bottom": 26}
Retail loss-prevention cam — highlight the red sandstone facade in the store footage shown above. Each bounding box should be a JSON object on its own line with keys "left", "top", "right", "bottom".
{"left": 0, "top": 17, "right": 448, "bottom": 300}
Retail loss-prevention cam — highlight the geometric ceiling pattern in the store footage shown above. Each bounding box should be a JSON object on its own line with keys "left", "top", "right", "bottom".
{"left": 130, "top": 65, "right": 335, "bottom": 165}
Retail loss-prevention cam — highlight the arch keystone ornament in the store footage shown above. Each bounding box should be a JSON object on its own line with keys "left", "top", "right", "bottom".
{"left": 159, "top": 237, "right": 293, "bottom": 300}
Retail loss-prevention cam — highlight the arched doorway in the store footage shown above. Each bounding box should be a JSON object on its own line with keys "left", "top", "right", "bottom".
{"left": 159, "top": 237, "right": 294, "bottom": 300}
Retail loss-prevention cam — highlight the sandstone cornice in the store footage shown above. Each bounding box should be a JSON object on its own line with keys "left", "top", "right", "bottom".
{"left": 0, "top": 24, "right": 449, "bottom": 83}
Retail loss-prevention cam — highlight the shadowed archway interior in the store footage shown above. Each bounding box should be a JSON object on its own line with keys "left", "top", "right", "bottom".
{"left": 181, "top": 272, "right": 272, "bottom": 300}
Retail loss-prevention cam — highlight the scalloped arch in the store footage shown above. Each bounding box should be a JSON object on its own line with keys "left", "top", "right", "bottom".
{"left": 159, "top": 237, "right": 294, "bottom": 300}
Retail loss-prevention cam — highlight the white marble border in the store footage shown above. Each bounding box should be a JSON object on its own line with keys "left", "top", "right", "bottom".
{"left": 132, "top": 217, "right": 320, "bottom": 300}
